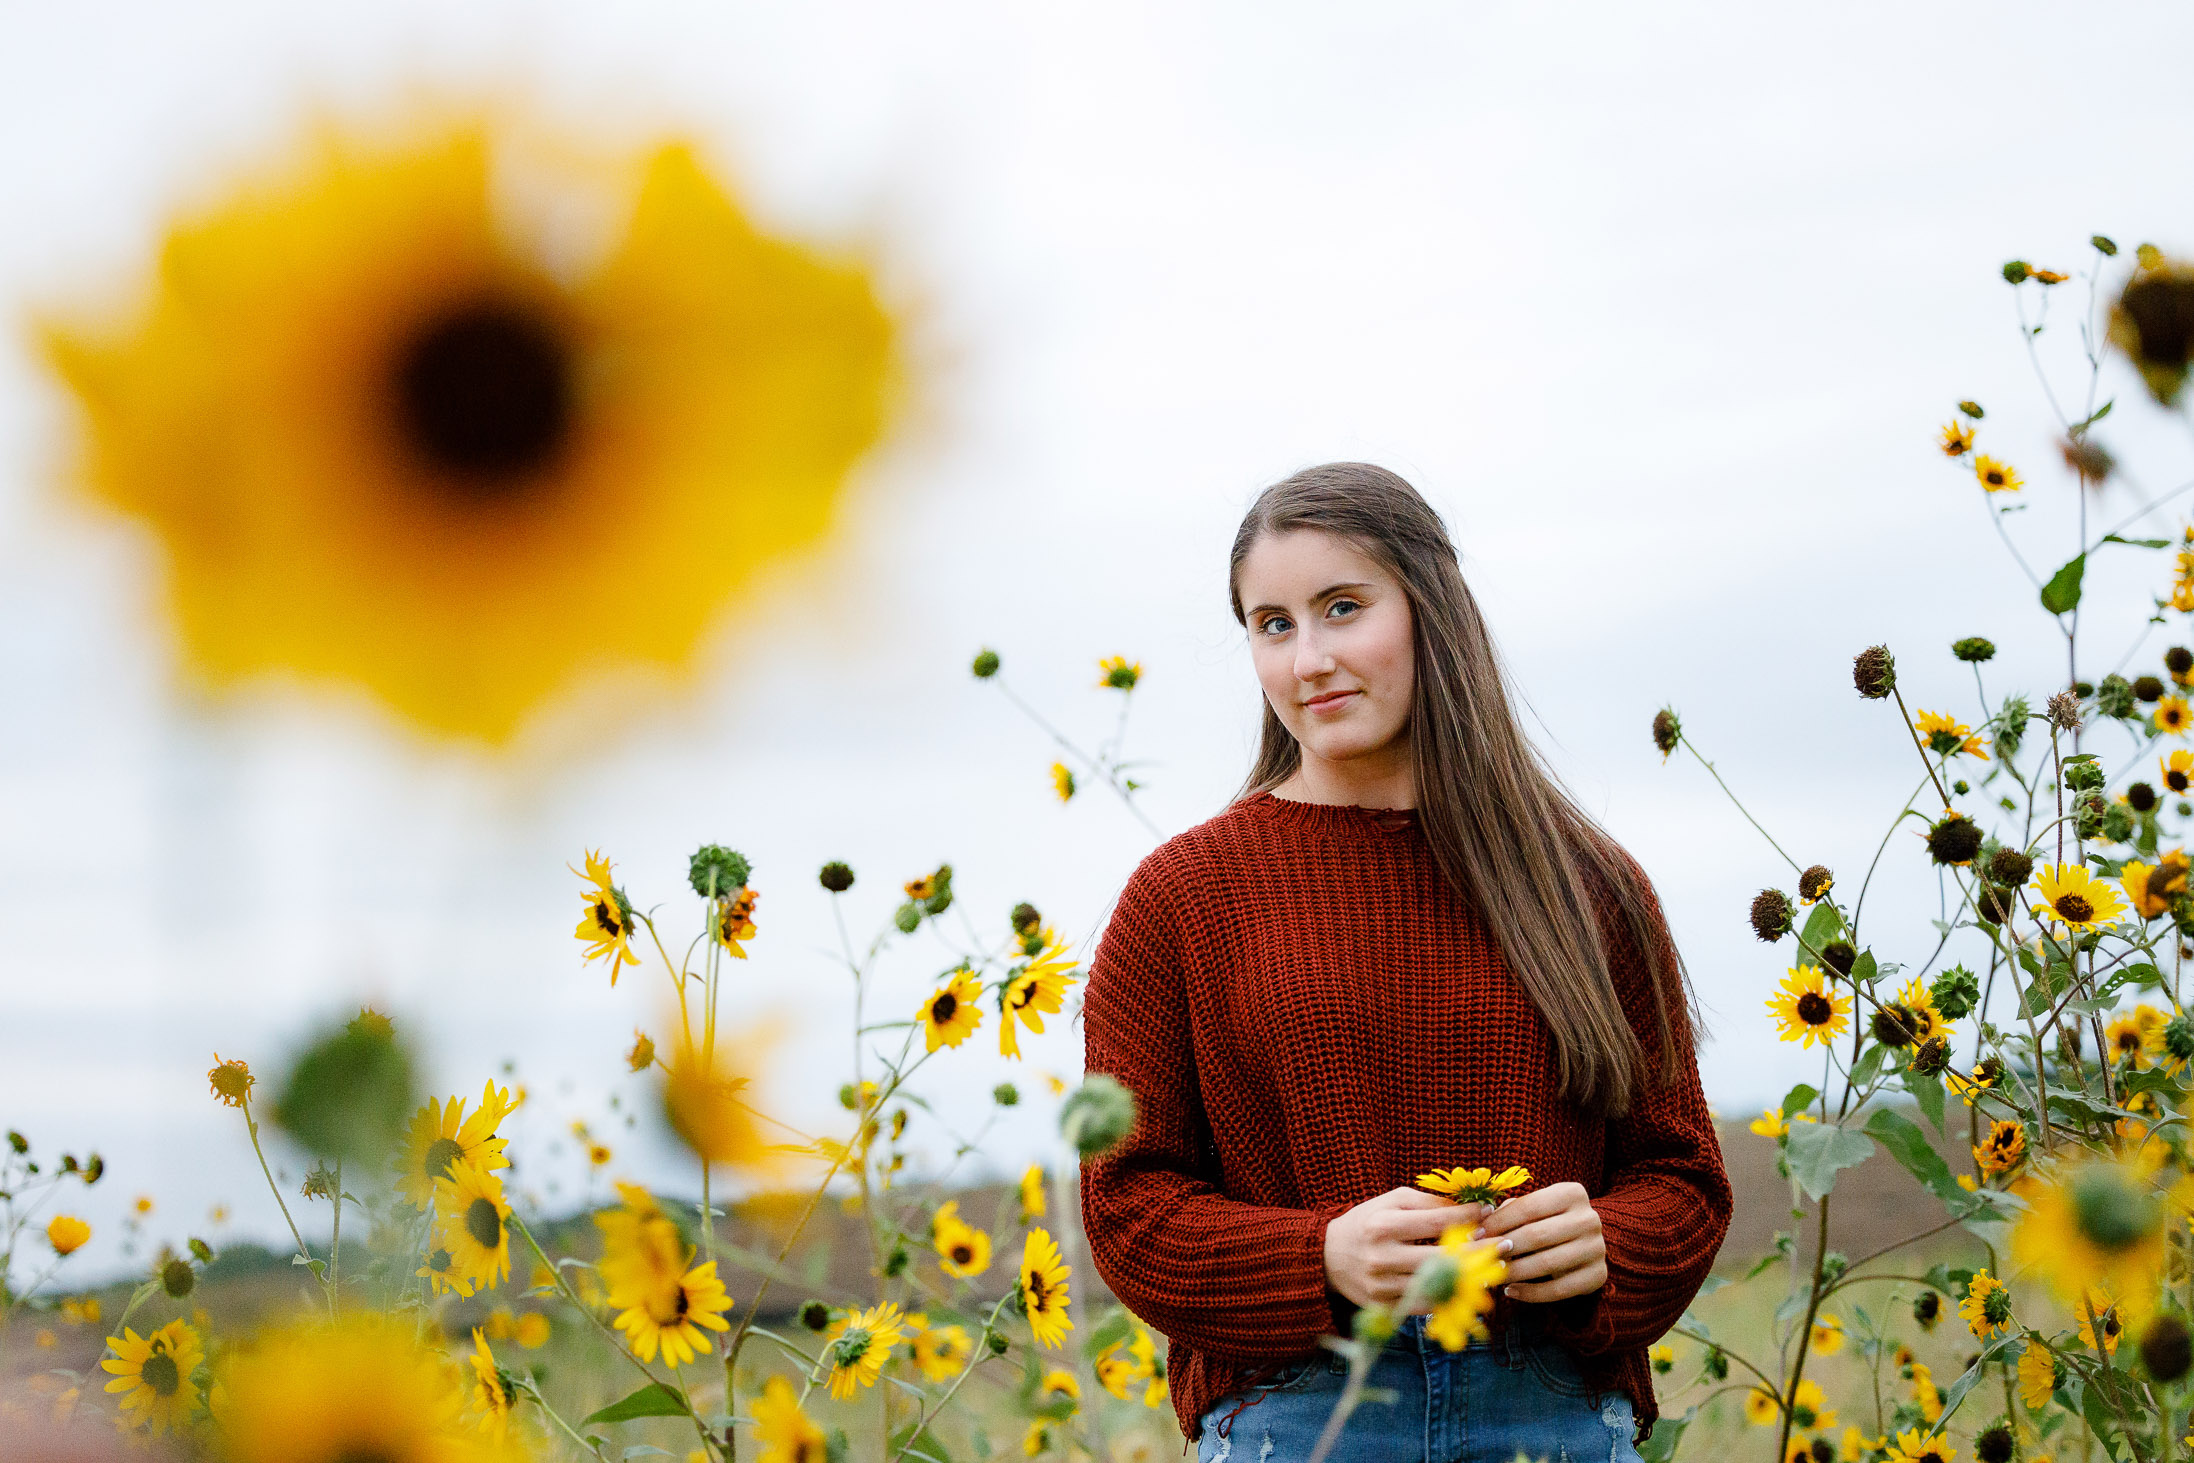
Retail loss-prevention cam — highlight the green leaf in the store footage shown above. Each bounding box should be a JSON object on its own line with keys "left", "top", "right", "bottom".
{"left": 2040, "top": 554, "right": 2087, "bottom": 615}
{"left": 1798, "top": 901, "right": 1843, "bottom": 954}
{"left": 1640, "top": 1409, "right": 1694, "bottom": 1463}
{"left": 582, "top": 1384, "right": 688, "bottom": 1426}
{"left": 1908, "top": 1065, "right": 1947, "bottom": 1133}
{"left": 1779, "top": 1083, "right": 1819, "bottom": 1121}
{"left": 1936, "top": 1332, "right": 2020, "bottom": 1424}
{"left": 1850, "top": 951, "right": 1878, "bottom": 985}
{"left": 1851, "top": 1042, "right": 1888, "bottom": 1088}
{"left": 1865, "top": 1108, "right": 1966, "bottom": 1206}
{"left": 1081, "top": 1306, "right": 1135, "bottom": 1362}
{"left": 2100, "top": 530, "right": 2163, "bottom": 549}
{"left": 1784, "top": 1122, "right": 1875, "bottom": 1200}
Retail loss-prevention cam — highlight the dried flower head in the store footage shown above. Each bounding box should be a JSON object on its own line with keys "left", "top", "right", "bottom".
{"left": 2047, "top": 690, "right": 2084, "bottom": 732}
{"left": 2062, "top": 434, "right": 2115, "bottom": 483}
{"left": 1853, "top": 645, "right": 1897, "bottom": 700}
{"left": 2110, "top": 259, "right": 2194, "bottom": 404}
{"left": 1819, "top": 940, "right": 1857, "bottom": 977}
{"left": 1651, "top": 707, "right": 1681, "bottom": 761}
{"left": 1924, "top": 810, "right": 1984, "bottom": 867}
{"left": 818, "top": 861, "right": 855, "bottom": 893}
{"left": 207, "top": 1056, "right": 254, "bottom": 1109}
{"left": 1749, "top": 888, "right": 1793, "bottom": 943}
{"left": 1797, "top": 865, "right": 1835, "bottom": 905}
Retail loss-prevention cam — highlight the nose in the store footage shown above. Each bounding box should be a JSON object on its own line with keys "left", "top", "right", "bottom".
{"left": 1292, "top": 623, "right": 1334, "bottom": 682}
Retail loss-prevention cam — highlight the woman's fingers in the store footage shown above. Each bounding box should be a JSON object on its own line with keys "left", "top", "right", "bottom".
{"left": 1488, "top": 1207, "right": 1600, "bottom": 1263}
{"left": 1499, "top": 1235, "right": 1603, "bottom": 1287}
{"left": 1503, "top": 1256, "right": 1607, "bottom": 1302}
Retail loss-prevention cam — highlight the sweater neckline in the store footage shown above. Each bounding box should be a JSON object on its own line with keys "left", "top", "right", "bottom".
{"left": 1240, "top": 788, "right": 1420, "bottom": 834}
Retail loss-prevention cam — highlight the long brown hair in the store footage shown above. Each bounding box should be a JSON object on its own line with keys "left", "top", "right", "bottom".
{"left": 1228, "top": 461, "right": 1701, "bottom": 1118}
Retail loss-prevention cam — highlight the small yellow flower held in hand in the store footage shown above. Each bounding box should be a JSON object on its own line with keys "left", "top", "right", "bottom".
{"left": 573, "top": 850, "right": 642, "bottom": 979}
{"left": 47, "top": 1215, "right": 90, "bottom": 1255}
{"left": 1051, "top": 762, "right": 1076, "bottom": 802}
{"left": 1414, "top": 1165, "right": 1531, "bottom": 1206}
{"left": 1974, "top": 455, "right": 2022, "bottom": 493}
{"left": 1423, "top": 1222, "right": 1507, "bottom": 1351}
{"left": 823, "top": 1301, "right": 910, "bottom": 1398}
{"left": 1019, "top": 1227, "right": 1075, "bottom": 1348}
{"left": 1767, "top": 965, "right": 1852, "bottom": 1047}
{"left": 753, "top": 1375, "right": 828, "bottom": 1463}
{"left": 101, "top": 1319, "right": 203, "bottom": 1436}
{"left": 2030, "top": 861, "right": 2125, "bottom": 931}
{"left": 1959, "top": 1270, "right": 2012, "bottom": 1338}
{"left": 920, "top": 968, "right": 984, "bottom": 1053}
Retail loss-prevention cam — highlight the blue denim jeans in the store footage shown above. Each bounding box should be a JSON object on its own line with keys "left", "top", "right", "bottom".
{"left": 1194, "top": 1313, "right": 1645, "bottom": 1463}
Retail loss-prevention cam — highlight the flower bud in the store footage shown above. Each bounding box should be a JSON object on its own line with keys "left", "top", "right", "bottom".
{"left": 2140, "top": 1313, "right": 2192, "bottom": 1382}
{"left": 1975, "top": 1425, "right": 2014, "bottom": 1463}
{"left": 993, "top": 1083, "right": 1020, "bottom": 1107}
{"left": 1703, "top": 1345, "right": 1729, "bottom": 1381}
{"left": 1928, "top": 966, "right": 1978, "bottom": 1021}
{"left": 688, "top": 845, "right": 752, "bottom": 898}
{"left": 2097, "top": 674, "right": 2136, "bottom": 719}
{"left": 894, "top": 902, "right": 922, "bottom": 934}
{"left": 1059, "top": 1074, "right": 1137, "bottom": 1157}
{"left": 1651, "top": 708, "right": 1681, "bottom": 760}
{"left": 1353, "top": 1306, "right": 1396, "bottom": 1346}
{"left": 1951, "top": 637, "right": 1996, "bottom": 663}
{"left": 1958, "top": 401, "right": 1985, "bottom": 420}
{"left": 1819, "top": 940, "right": 1857, "bottom": 977}
{"left": 799, "top": 1300, "right": 833, "bottom": 1331}
{"left": 2003, "top": 260, "right": 2031, "bottom": 284}
{"left": 2094, "top": 235, "right": 2119, "bottom": 257}
{"left": 818, "top": 861, "right": 854, "bottom": 893}
{"left": 161, "top": 1258, "right": 196, "bottom": 1299}
{"left": 1011, "top": 902, "right": 1042, "bottom": 934}
{"left": 1749, "top": 889, "right": 1793, "bottom": 943}
{"left": 188, "top": 1238, "right": 213, "bottom": 1264}
{"left": 1410, "top": 1251, "right": 1461, "bottom": 1306}
{"left": 971, "top": 648, "right": 1001, "bottom": 679}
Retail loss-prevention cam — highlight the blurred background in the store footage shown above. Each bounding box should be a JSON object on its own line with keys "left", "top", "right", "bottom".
{"left": 7, "top": 0, "right": 2194, "bottom": 1278}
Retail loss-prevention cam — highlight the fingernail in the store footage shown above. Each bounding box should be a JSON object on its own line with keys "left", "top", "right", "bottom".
{"left": 1497, "top": 1239, "right": 1514, "bottom": 1255}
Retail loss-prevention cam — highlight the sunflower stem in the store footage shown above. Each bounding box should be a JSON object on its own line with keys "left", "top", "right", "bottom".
{"left": 508, "top": 1213, "right": 703, "bottom": 1440}
{"left": 1775, "top": 1193, "right": 1834, "bottom": 1463}
{"left": 329, "top": 1160, "right": 342, "bottom": 1316}
{"left": 239, "top": 1096, "right": 324, "bottom": 1312}
{"left": 1889, "top": 685, "right": 1957, "bottom": 811}
{"left": 889, "top": 1291, "right": 1014, "bottom": 1462}
{"left": 1675, "top": 735, "right": 1803, "bottom": 875}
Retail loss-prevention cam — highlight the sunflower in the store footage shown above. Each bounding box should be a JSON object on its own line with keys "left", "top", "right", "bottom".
{"left": 1843, "top": 1429, "right": 1886, "bottom": 1462}
{"left": 2012, "top": 1160, "right": 2167, "bottom": 1316}
{"left": 1649, "top": 1343, "right": 1675, "bottom": 1373}
{"left": 466, "top": 1329, "right": 517, "bottom": 1442}
{"left": 661, "top": 1027, "right": 769, "bottom": 1169}
{"left": 215, "top": 1314, "right": 490, "bottom": 1463}
{"left": 1946, "top": 1058, "right": 2003, "bottom": 1108}
{"left": 909, "top": 1320, "right": 973, "bottom": 1383}
{"left": 1940, "top": 422, "right": 1975, "bottom": 457}
{"left": 1743, "top": 1385, "right": 1781, "bottom": 1426}
{"left": 1786, "top": 1378, "right": 1837, "bottom": 1431}
{"left": 1914, "top": 710, "right": 1987, "bottom": 759}
{"left": 1974, "top": 455, "right": 2023, "bottom": 493}
{"left": 513, "top": 1313, "right": 549, "bottom": 1350}
{"left": 1768, "top": 966, "right": 1852, "bottom": 1047}
{"left": 2105, "top": 1009, "right": 2159, "bottom": 1066}
{"left": 1051, "top": 763, "right": 1076, "bottom": 802}
{"left": 2120, "top": 854, "right": 2190, "bottom": 920}
{"left": 1024, "top": 1420, "right": 1059, "bottom": 1458}
{"left": 1424, "top": 1222, "right": 1508, "bottom": 1351}
{"left": 46, "top": 1215, "right": 90, "bottom": 1254}
{"left": 713, "top": 887, "right": 760, "bottom": 959}
{"left": 932, "top": 1201, "right": 992, "bottom": 1278}
{"left": 1039, "top": 1368, "right": 1081, "bottom": 1410}
{"left": 40, "top": 108, "right": 895, "bottom": 743}
{"left": 573, "top": 850, "right": 641, "bottom": 978}
{"left": 428, "top": 1157, "right": 512, "bottom": 1297}
{"left": 2030, "top": 862, "right": 2125, "bottom": 931}
{"left": 101, "top": 1320, "right": 203, "bottom": 1435}
{"left": 1959, "top": 1271, "right": 2012, "bottom": 1338}
{"left": 1019, "top": 1227, "right": 1074, "bottom": 1349}
{"left": 1000, "top": 935, "right": 1077, "bottom": 1059}
{"left": 2077, "top": 1295, "right": 2123, "bottom": 1355}
{"left": 1907, "top": 1364, "right": 1943, "bottom": 1423}
{"left": 1810, "top": 1314, "right": 1845, "bottom": 1354}
{"left": 2016, "top": 1341, "right": 2058, "bottom": 1409}
{"left": 1019, "top": 1163, "right": 1047, "bottom": 1224}
{"left": 918, "top": 969, "right": 983, "bottom": 1053}
{"left": 1749, "top": 1107, "right": 1817, "bottom": 1139}
{"left": 823, "top": 1301, "right": 910, "bottom": 1399}
{"left": 597, "top": 1185, "right": 735, "bottom": 1365}
{"left": 1883, "top": 1429, "right": 1956, "bottom": 1463}
{"left": 1129, "top": 1327, "right": 1167, "bottom": 1408}
{"left": 1784, "top": 1441, "right": 1813, "bottom": 1463}
{"left": 1097, "top": 656, "right": 1143, "bottom": 691}
{"left": 2163, "top": 696, "right": 2194, "bottom": 734}
{"left": 397, "top": 1081, "right": 516, "bottom": 1209}
{"left": 1414, "top": 1163, "right": 1533, "bottom": 1205}
{"left": 1973, "top": 1120, "right": 2027, "bottom": 1177}
{"left": 208, "top": 1054, "right": 255, "bottom": 1106}
{"left": 752, "top": 1375, "right": 828, "bottom": 1463}
{"left": 1887, "top": 977, "right": 1949, "bottom": 1045}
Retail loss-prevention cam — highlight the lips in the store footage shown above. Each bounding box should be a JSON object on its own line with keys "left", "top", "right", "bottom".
{"left": 1304, "top": 690, "right": 1358, "bottom": 710}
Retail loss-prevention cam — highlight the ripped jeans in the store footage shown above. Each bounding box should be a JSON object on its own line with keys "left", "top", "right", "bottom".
{"left": 1194, "top": 1312, "right": 1644, "bottom": 1463}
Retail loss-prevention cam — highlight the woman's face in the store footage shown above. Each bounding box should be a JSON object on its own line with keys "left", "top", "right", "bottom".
{"left": 1237, "top": 528, "right": 1415, "bottom": 767}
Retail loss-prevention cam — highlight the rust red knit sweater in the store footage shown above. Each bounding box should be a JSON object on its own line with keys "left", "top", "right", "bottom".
{"left": 1078, "top": 790, "right": 1731, "bottom": 1446}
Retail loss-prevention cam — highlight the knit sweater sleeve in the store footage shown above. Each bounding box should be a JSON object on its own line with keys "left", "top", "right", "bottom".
{"left": 1540, "top": 854, "right": 1733, "bottom": 1358}
{"left": 1079, "top": 853, "right": 1351, "bottom": 1365}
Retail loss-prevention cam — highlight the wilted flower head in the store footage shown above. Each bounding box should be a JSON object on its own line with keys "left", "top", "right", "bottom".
{"left": 207, "top": 1055, "right": 254, "bottom": 1108}
{"left": 2062, "top": 433, "right": 2115, "bottom": 483}
{"left": 2110, "top": 257, "right": 2194, "bottom": 404}
{"left": 1853, "top": 645, "right": 1897, "bottom": 700}
{"left": 818, "top": 861, "right": 855, "bottom": 893}
{"left": 1818, "top": 940, "right": 1857, "bottom": 977}
{"left": 2047, "top": 689, "right": 2084, "bottom": 732}
{"left": 1924, "top": 810, "right": 1984, "bottom": 867}
{"left": 1797, "top": 865, "right": 1834, "bottom": 905}
{"left": 1749, "top": 888, "right": 1793, "bottom": 943}
{"left": 625, "top": 1030, "right": 656, "bottom": 1073}
{"left": 1651, "top": 707, "right": 1681, "bottom": 761}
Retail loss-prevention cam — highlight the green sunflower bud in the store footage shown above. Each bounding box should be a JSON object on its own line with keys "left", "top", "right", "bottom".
{"left": 2003, "top": 260, "right": 2032, "bottom": 284}
{"left": 1959, "top": 401, "right": 1986, "bottom": 420}
{"left": 161, "top": 1257, "right": 196, "bottom": 1298}
{"left": 688, "top": 845, "right": 752, "bottom": 898}
{"left": 1952, "top": 637, "right": 1997, "bottom": 663}
{"left": 971, "top": 648, "right": 1001, "bottom": 679}
{"left": 1928, "top": 966, "right": 1978, "bottom": 1021}
{"left": 818, "top": 861, "right": 855, "bottom": 893}
{"left": 2094, "top": 236, "right": 2119, "bottom": 257}
{"left": 1059, "top": 1074, "right": 1137, "bottom": 1157}
{"left": 894, "top": 901, "right": 922, "bottom": 934}
{"left": 2098, "top": 674, "right": 2137, "bottom": 719}
{"left": 993, "top": 1083, "right": 1021, "bottom": 1107}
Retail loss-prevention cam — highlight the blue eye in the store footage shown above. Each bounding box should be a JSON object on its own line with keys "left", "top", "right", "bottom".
{"left": 1328, "top": 598, "right": 1359, "bottom": 617}
{"left": 1259, "top": 614, "right": 1292, "bottom": 636}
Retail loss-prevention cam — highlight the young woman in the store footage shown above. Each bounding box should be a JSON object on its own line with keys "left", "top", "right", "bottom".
{"left": 1079, "top": 463, "right": 1731, "bottom": 1463}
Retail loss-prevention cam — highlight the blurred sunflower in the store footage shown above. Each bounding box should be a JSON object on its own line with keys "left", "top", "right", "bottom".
{"left": 39, "top": 108, "right": 896, "bottom": 743}
{"left": 596, "top": 1182, "right": 734, "bottom": 1365}
{"left": 1039, "top": 1369, "right": 1081, "bottom": 1410}
{"left": 1973, "top": 1119, "right": 2026, "bottom": 1177}
{"left": 2104, "top": 1008, "right": 2160, "bottom": 1066}
{"left": 431, "top": 1157, "right": 512, "bottom": 1296}
{"left": 101, "top": 1319, "right": 203, "bottom": 1435}
{"left": 1018, "top": 1163, "right": 1047, "bottom": 1224}
{"left": 661, "top": 1027, "right": 770, "bottom": 1170}
{"left": 2119, "top": 854, "right": 2189, "bottom": 920}
{"left": 1767, "top": 966, "right": 1852, "bottom": 1047}
{"left": 752, "top": 1375, "right": 827, "bottom": 1463}
{"left": 2164, "top": 750, "right": 2194, "bottom": 793}
{"left": 2031, "top": 862, "right": 2125, "bottom": 931}
{"left": 465, "top": 1329, "right": 517, "bottom": 1443}
{"left": 2017, "top": 1341, "right": 2060, "bottom": 1409}
{"left": 215, "top": 1314, "right": 489, "bottom": 1463}
{"left": 2011, "top": 1159, "right": 2166, "bottom": 1315}
{"left": 1000, "top": 935, "right": 1076, "bottom": 1059}
{"left": 920, "top": 969, "right": 984, "bottom": 1052}
{"left": 823, "top": 1301, "right": 910, "bottom": 1399}
{"left": 1050, "top": 762, "right": 1077, "bottom": 803}
{"left": 1810, "top": 1313, "right": 1844, "bottom": 1354}
{"left": 1882, "top": 1429, "right": 1955, "bottom": 1463}
{"left": 1939, "top": 422, "right": 1974, "bottom": 457}
{"left": 1423, "top": 1222, "right": 1506, "bottom": 1351}
{"left": 397, "top": 1082, "right": 515, "bottom": 1209}
{"left": 931, "top": 1200, "right": 992, "bottom": 1278}
{"left": 1019, "top": 1228, "right": 1074, "bottom": 1348}
{"left": 573, "top": 850, "right": 641, "bottom": 980}
{"left": 2161, "top": 696, "right": 2194, "bottom": 734}
{"left": 1974, "top": 456, "right": 2023, "bottom": 493}
{"left": 909, "top": 1317, "right": 973, "bottom": 1382}
{"left": 1743, "top": 1384, "right": 1780, "bottom": 1427}
{"left": 46, "top": 1215, "right": 90, "bottom": 1254}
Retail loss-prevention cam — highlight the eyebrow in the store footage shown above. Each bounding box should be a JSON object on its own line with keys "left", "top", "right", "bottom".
{"left": 1245, "top": 581, "right": 1375, "bottom": 618}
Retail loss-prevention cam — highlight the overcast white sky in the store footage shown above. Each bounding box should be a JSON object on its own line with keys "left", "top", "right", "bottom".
{"left": 8, "top": 1, "right": 2194, "bottom": 1280}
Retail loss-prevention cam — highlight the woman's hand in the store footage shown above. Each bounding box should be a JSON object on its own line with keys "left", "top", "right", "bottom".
{"left": 1321, "top": 1187, "right": 1490, "bottom": 1312}
{"left": 1475, "top": 1180, "right": 1606, "bottom": 1302}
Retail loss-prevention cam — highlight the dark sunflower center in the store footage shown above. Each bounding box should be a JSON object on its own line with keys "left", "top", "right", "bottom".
{"left": 428, "top": 1247, "right": 454, "bottom": 1273}
{"left": 465, "top": 1196, "right": 503, "bottom": 1250}
{"left": 2123, "top": 274, "right": 2194, "bottom": 368}
{"left": 931, "top": 993, "right": 958, "bottom": 1023}
{"left": 394, "top": 300, "right": 573, "bottom": 489}
{"left": 422, "top": 1136, "right": 465, "bottom": 1183}
{"left": 141, "top": 1348, "right": 180, "bottom": 1398}
{"left": 593, "top": 900, "right": 623, "bottom": 936}
{"left": 1796, "top": 992, "right": 1834, "bottom": 1025}
{"left": 1985, "top": 468, "right": 2006, "bottom": 486}
{"left": 2057, "top": 894, "right": 2096, "bottom": 922}
{"left": 2117, "top": 1028, "right": 2144, "bottom": 1054}
{"left": 1027, "top": 1271, "right": 1053, "bottom": 1308}
{"left": 950, "top": 1242, "right": 974, "bottom": 1264}
{"left": 2172, "top": 771, "right": 2189, "bottom": 791}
